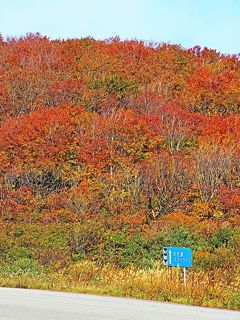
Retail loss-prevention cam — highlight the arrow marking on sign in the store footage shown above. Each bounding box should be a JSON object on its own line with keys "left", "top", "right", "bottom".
{"left": 169, "top": 249, "right": 172, "bottom": 265}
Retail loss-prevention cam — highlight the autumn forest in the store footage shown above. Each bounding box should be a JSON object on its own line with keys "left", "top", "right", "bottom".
{"left": 0, "top": 34, "right": 239, "bottom": 309}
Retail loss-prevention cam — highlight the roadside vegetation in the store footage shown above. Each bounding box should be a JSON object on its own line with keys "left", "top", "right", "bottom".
{"left": 0, "top": 222, "right": 239, "bottom": 309}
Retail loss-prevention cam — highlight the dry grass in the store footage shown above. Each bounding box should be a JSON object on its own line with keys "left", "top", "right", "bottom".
{"left": 0, "top": 261, "right": 239, "bottom": 310}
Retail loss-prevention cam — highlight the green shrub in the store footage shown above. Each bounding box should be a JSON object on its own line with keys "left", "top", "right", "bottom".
{"left": 211, "top": 227, "right": 233, "bottom": 249}
{"left": 9, "top": 258, "right": 43, "bottom": 275}
{"left": 7, "top": 246, "right": 33, "bottom": 261}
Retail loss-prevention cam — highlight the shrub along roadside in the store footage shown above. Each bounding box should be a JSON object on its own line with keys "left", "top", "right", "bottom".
{"left": 0, "top": 222, "right": 239, "bottom": 309}
{"left": 1, "top": 223, "right": 239, "bottom": 269}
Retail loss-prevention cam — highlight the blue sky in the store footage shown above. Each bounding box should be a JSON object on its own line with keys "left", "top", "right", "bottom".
{"left": 1, "top": 0, "right": 240, "bottom": 54}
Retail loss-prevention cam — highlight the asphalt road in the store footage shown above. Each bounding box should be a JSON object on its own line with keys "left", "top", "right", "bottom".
{"left": 0, "top": 288, "right": 239, "bottom": 320}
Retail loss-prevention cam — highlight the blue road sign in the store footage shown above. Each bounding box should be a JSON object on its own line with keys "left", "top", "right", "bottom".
{"left": 163, "top": 247, "right": 192, "bottom": 268}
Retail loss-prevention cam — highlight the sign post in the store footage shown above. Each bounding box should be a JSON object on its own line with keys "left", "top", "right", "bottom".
{"left": 183, "top": 267, "right": 187, "bottom": 287}
{"left": 163, "top": 247, "right": 192, "bottom": 287}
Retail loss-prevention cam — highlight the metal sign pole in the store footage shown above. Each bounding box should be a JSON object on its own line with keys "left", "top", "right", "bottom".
{"left": 183, "top": 267, "right": 187, "bottom": 287}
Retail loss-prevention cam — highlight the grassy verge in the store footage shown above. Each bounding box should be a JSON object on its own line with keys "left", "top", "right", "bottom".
{"left": 0, "top": 261, "right": 239, "bottom": 310}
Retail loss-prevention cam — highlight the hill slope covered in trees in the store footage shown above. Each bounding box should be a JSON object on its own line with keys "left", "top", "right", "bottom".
{"left": 0, "top": 34, "right": 239, "bottom": 309}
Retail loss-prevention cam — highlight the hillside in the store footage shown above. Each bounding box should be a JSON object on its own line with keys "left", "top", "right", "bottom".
{"left": 0, "top": 34, "right": 239, "bottom": 309}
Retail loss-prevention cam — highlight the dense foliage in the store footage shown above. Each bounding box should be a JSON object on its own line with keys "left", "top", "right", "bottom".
{"left": 0, "top": 33, "right": 239, "bottom": 308}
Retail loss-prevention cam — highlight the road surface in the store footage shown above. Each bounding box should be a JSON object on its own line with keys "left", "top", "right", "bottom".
{"left": 0, "top": 288, "right": 239, "bottom": 320}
